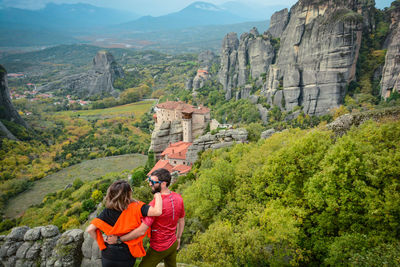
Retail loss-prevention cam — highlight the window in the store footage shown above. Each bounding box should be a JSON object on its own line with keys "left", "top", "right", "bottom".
{"left": 174, "top": 161, "right": 177, "bottom": 164}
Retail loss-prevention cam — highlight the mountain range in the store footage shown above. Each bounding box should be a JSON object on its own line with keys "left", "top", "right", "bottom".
{"left": 116, "top": 2, "right": 255, "bottom": 32}
{"left": 0, "top": 1, "right": 394, "bottom": 49}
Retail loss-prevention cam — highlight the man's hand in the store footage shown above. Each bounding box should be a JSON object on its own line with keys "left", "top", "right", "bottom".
{"left": 106, "top": 235, "right": 118, "bottom": 244}
{"left": 177, "top": 238, "right": 181, "bottom": 250}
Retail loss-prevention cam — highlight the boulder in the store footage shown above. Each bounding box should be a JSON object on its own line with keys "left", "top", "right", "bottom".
{"left": 7, "top": 227, "right": 29, "bottom": 242}
{"left": 24, "top": 227, "right": 42, "bottom": 241}
{"left": 41, "top": 225, "right": 59, "bottom": 238}
{"left": 261, "top": 129, "right": 276, "bottom": 139}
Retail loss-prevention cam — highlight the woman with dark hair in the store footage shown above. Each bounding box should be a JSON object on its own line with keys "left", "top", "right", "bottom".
{"left": 86, "top": 180, "right": 162, "bottom": 267}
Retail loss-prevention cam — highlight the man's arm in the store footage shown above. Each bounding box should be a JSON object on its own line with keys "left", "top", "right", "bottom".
{"left": 147, "top": 192, "right": 162, "bottom": 216}
{"left": 106, "top": 222, "right": 150, "bottom": 244}
{"left": 176, "top": 217, "right": 185, "bottom": 250}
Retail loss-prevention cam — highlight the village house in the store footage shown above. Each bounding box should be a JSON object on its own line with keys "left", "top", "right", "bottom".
{"left": 148, "top": 141, "right": 193, "bottom": 176}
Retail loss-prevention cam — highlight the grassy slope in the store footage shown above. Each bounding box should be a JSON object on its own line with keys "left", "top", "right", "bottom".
{"left": 57, "top": 100, "right": 155, "bottom": 120}
{"left": 5, "top": 153, "right": 146, "bottom": 218}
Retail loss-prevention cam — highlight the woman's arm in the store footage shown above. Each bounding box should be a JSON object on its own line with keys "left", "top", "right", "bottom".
{"left": 147, "top": 192, "right": 162, "bottom": 216}
{"left": 86, "top": 224, "right": 98, "bottom": 241}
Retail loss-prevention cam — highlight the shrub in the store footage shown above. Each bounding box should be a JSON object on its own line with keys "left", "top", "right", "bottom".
{"left": 82, "top": 199, "right": 96, "bottom": 212}
{"left": 91, "top": 189, "right": 103, "bottom": 203}
{"left": 62, "top": 216, "right": 80, "bottom": 230}
{"left": 72, "top": 178, "right": 84, "bottom": 189}
{"left": 79, "top": 211, "right": 90, "bottom": 223}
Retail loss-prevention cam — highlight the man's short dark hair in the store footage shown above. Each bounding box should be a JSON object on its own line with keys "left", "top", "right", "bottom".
{"left": 151, "top": 168, "right": 171, "bottom": 187}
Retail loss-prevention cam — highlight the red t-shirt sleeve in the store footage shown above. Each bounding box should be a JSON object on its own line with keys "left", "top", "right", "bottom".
{"left": 143, "top": 215, "right": 155, "bottom": 227}
{"left": 143, "top": 199, "right": 156, "bottom": 226}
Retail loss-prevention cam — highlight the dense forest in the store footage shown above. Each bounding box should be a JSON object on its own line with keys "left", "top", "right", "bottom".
{"left": 173, "top": 119, "right": 400, "bottom": 266}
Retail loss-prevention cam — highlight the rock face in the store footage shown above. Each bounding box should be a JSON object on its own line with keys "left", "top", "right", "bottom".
{"left": 262, "top": 0, "right": 373, "bottom": 116}
{"left": 267, "top": 8, "right": 289, "bottom": 38}
{"left": 186, "top": 50, "right": 216, "bottom": 91}
{"left": 0, "top": 65, "right": 28, "bottom": 129}
{"left": 216, "top": 0, "right": 378, "bottom": 117}
{"left": 0, "top": 65, "right": 28, "bottom": 139}
{"left": 218, "top": 28, "right": 275, "bottom": 100}
{"left": 0, "top": 225, "right": 87, "bottom": 267}
{"left": 149, "top": 121, "right": 183, "bottom": 158}
{"left": 186, "top": 128, "right": 248, "bottom": 163}
{"left": 381, "top": 5, "right": 400, "bottom": 99}
{"left": 39, "top": 51, "right": 124, "bottom": 97}
{"left": 198, "top": 50, "right": 216, "bottom": 69}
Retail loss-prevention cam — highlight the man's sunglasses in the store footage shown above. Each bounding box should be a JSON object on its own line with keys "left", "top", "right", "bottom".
{"left": 147, "top": 176, "right": 163, "bottom": 185}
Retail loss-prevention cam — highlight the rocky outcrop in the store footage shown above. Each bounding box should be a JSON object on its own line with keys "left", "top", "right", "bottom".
{"left": 198, "top": 50, "right": 217, "bottom": 69}
{"left": 0, "top": 225, "right": 84, "bottom": 267}
{"left": 186, "top": 128, "right": 248, "bottom": 163}
{"left": 1, "top": 224, "right": 194, "bottom": 267}
{"left": 191, "top": 71, "right": 210, "bottom": 92}
{"left": 262, "top": 0, "right": 374, "bottom": 116}
{"left": 0, "top": 65, "right": 28, "bottom": 130}
{"left": 218, "top": 28, "right": 275, "bottom": 100}
{"left": 39, "top": 51, "right": 124, "bottom": 98}
{"left": 381, "top": 4, "right": 400, "bottom": 99}
{"left": 267, "top": 8, "right": 289, "bottom": 38}
{"left": 186, "top": 51, "right": 216, "bottom": 91}
{"left": 150, "top": 121, "right": 183, "bottom": 158}
{"left": 218, "top": 32, "right": 239, "bottom": 100}
{"left": 327, "top": 106, "right": 400, "bottom": 136}
{"left": 0, "top": 121, "right": 18, "bottom": 140}
{"left": 81, "top": 232, "right": 102, "bottom": 267}
{"left": 260, "top": 128, "right": 276, "bottom": 139}
{"left": 0, "top": 225, "right": 95, "bottom": 267}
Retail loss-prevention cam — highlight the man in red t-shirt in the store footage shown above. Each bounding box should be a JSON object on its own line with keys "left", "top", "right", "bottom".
{"left": 107, "top": 168, "right": 185, "bottom": 267}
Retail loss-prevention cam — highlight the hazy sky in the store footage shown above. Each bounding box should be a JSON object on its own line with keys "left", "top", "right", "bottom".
{"left": 0, "top": 0, "right": 297, "bottom": 15}
{"left": 0, "top": 0, "right": 394, "bottom": 16}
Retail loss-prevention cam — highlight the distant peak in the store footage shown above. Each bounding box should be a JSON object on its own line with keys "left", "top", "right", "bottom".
{"left": 186, "top": 1, "right": 222, "bottom": 11}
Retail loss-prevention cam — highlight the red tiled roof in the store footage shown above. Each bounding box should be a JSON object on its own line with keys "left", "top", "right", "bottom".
{"left": 147, "top": 160, "right": 174, "bottom": 176}
{"left": 156, "top": 101, "right": 210, "bottom": 114}
{"left": 147, "top": 161, "right": 191, "bottom": 176}
{"left": 172, "top": 164, "right": 192, "bottom": 174}
{"left": 161, "top": 141, "right": 192, "bottom": 160}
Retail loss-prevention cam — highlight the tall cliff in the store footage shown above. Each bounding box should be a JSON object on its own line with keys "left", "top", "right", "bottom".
{"left": 380, "top": 3, "right": 400, "bottom": 98}
{"left": 39, "top": 51, "right": 124, "bottom": 98}
{"left": 217, "top": 0, "right": 380, "bottom": 116}
{"left": 0, "top": 65, "right": 28, "bottom": 140}
{"left": 268, "top": 8, "right": 290, "bottom": 38}
{"left": 262, "top": 0, "right": 374, "bottom": 115}
{"left": 218, "top": 27, "right": 275, "bottom": 100}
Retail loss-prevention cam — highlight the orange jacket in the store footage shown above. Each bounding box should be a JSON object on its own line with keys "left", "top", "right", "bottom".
{"left": 91, "top": 201, "right": 150, "bottom": 258}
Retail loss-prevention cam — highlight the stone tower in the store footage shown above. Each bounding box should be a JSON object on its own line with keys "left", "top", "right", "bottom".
{"left": 182, "top": 111, "right": 192, "bottom": 142}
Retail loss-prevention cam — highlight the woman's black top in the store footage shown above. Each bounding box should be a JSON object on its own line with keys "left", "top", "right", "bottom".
{"left": 97, "top": 204, "right": 150, "bottom": 261}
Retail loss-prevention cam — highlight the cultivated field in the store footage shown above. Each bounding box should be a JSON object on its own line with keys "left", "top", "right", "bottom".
{"left": 5, "top": 154, "right": 146, "bottom": 218}
{"left": 57, "top": 100, "right": 155, "bottom": 120}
